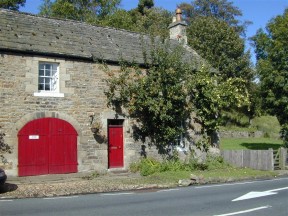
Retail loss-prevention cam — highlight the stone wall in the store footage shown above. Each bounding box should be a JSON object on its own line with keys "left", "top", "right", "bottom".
{"left": 0, "top": 52, "right": 145, "bottom": 176}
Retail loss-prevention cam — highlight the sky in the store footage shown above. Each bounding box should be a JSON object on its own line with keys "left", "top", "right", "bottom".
{"left": 19, "top": 0, "right": 288, "bottom": 63}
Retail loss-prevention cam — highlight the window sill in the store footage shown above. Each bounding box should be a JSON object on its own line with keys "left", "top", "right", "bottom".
{"left": 34, "top": 92, "right": 64, "bottom": 97}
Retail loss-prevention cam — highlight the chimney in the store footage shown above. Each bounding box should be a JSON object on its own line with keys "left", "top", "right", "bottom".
{"left": 168, "top": 8, "right": 188, "bottom": 45}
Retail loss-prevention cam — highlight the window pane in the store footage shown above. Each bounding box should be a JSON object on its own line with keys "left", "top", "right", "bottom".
{"left": 52, "top": 64, "right": 58, "bottom": 71}
{"left": 45, "top": 70, "right": 51, "bottom": 76}
{"left": 45, "top": 64, "right": 51, "bottom": 70}
{"left": 38, "top": 63, "right": 59, "bottom": 92}
{"left": 38, "top": 84, "right": 44, "bottom": 90}
{"left": 39, "top": 77, "right": 44, "bottom": 84}
{"left": 39, "top": 69, "right": 44, "bottom": 76}
{"left": 45, "top": 78, "right": 50, "bottom": 84}
{"left": 45, "top": 84, "right": 50, "bottom": 91}
{"left": 39, "top": 64, "right": 44, "bottom": 70}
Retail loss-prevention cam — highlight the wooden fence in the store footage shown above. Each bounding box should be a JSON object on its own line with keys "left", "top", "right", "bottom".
{"left": 221, "top": 148, "right": 288, "bottom": 171}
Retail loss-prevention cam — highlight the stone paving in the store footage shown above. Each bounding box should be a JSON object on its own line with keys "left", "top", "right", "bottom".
{"left": 0, "top": 172, "right": 171, "bottom": 199}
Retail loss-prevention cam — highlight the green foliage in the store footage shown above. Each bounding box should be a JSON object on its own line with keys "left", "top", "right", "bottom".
{"left": 39, "top": 0, "right": 120, "bottom": 22}
{"left": 179, "top": 0, "right": 249, "bottom": 35}
{"left": 138, "top": 158, "right": 162, "bottom": 176}
{"left": 180, "top": 1, "right": 254, "bottom": 126}
{"left": 138, "top": 0, "right": 154, "bottom": 15}
{"left": 280, "top": 124, "right": 288, "bottom": 148}
{"left": 0, "top": 0, "right": 25, "bottom": 10}
{"left": 187, "top": 16, "right": 253, "bottom": 82}
{"left": 39, "top": 0, "right": 53, "bottom": 16}
{"left": 251, "top": 116, "right": 280, "bottom": 138}
{"left": 105, "top": 43, "right": 249, "bottom": 151}
{"left": 98, "top": 9, "right": 135, "bottom": 30}
{"left": 220, "top": 115, "right": 281, "bottom": 139}
{"left": 252, "top": 8, "right": 288, "bottom": 145}
{"left": 106, "top": 44, "right": 194, "bottom": 153}
{"left": 0, "top": 126, "right": 12, "bottom": 164}
{"left": 130, "top": 155, "right": 231, "bottom": 176}
{"left": 100, "top": 7, "right": 171, "bottom": 39}
{"left": 38, "top": 0, "right": 170, "bottom": 38}
{"left": 190, "top": 65, "right": 250, "bottom": 138}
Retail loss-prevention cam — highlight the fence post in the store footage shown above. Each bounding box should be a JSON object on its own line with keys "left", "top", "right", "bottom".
{"left": 269, "top": 148, "right": 274, "bottom": 171}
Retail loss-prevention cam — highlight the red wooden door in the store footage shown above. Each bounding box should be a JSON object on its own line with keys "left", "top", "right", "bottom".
{"left": 18, "top": 118, "right": 78, "bottom": 176}
{"left": 108, "top": 125, "right": 124, "bottom": 168}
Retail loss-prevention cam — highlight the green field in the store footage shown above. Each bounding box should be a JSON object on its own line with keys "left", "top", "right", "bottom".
{"left": 220, "top": 137, "right": 283, "bottom": 150}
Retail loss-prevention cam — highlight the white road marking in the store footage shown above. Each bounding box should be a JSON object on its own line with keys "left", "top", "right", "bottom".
{"left": 101, "top": 192, "right": 134, "bottom": 196}
{"left": 43, "top": 196, "right": 78, "bottom": 200}
{"left": 157, "top": 188, "right": 179, "bottom": 193}
{"left": 232, "top": 191, "right": 276, "bottom": 201}
{"left": 232, "top": 186, "right": 288, "bottom": 201}
{"left": 0, "top": 200, "right": 13, "bottom": 202}
{"left": 195, "top": 177, "right": 288, "bottom": 189}
{"left": 214, "top": 205, "right": 272, "bottom": 216}
{"left": 267, "top": 186, "right": 288, "bottom": 193}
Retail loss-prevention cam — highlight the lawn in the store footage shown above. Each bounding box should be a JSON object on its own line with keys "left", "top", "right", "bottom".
{"left": 220, "top": 137, "right": 283, "bottom": 150}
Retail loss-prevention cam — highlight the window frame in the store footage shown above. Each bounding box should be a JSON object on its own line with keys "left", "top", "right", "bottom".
{"left": 34, "top": 62, "right": 64, "bottom": 97}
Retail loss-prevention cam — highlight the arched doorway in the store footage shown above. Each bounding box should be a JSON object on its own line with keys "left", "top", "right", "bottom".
{"left": 18, "top": 118, "right": 78, "bottom": 176}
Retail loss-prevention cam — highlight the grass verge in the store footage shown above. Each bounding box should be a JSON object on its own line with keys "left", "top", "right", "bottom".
{"left": 117, "top": 168, "right": 278, "bottom": 187}
{"left": 220, "top": 137, "right": 283, "bottom": 150}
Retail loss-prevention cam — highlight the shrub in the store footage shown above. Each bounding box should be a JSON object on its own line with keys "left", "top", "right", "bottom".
{"left": 130, "top": 155, "right": 231, "bottom": 176}
{"left": 205, "top": 155, "right": 231, "bottom": 170}
{"left": 187, "top": 158, "right": 208, "bottom": 171}
{"left": 0, "top": 126, "right": 12, "bottom": 164}
{"left": 139, "top": 158, "right": 162, "bottom": 176}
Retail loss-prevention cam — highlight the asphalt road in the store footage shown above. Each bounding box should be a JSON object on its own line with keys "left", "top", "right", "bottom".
{"left": 1, "top": 177, "right": 287, "bottom": 216}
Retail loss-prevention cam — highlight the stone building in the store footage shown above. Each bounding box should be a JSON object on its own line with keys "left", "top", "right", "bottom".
{"left": 0, "top": 8, "right": 202, "bottom": 176}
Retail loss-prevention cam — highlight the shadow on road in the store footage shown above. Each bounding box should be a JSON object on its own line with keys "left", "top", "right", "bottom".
{"left": 0, "top": 183, "right": 18, "bottom": 194}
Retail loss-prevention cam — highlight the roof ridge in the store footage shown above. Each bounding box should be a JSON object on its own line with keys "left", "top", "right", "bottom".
{"left": 0, "top": 8, "right": 148, "bottom": 37}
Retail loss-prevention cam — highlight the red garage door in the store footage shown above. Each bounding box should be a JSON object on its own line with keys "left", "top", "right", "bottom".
{"left": 18, "top": 118, "right": 78, "bottom": 177}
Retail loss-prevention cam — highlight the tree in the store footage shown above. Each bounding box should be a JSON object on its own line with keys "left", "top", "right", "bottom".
{"left": 39, "top": 0, "right": 53, "bottom": 16}
{"left": 105, "top": 43, "right": 249, "bottom": 153}
{"left": 252, "top": 9, "right": 288, "bottom": 146}
{"left": 180, "top": 2, "right": 254, "bottom": 127}
{"left": 0, "top": 0, "right": 26, "bottom": 11}
{"left": 187, "top": 16, "right": 253, "bottom": 81}
{"left": 138, "top": 0, "right": 154, "bottom": 15}
{"left": 98, "top": 9, "right": 136, "bottom": 30}
{"left": 178, "top": 0, "right": 249, "bottom": 35}
{"left": 99, "top": 3, "right": 171, "bottom": 39}
{"left": 130, "top": 7, "right": 172, "bottom": 38}
{"left": 39, "top": 0, "right": 120, "bottom": 22}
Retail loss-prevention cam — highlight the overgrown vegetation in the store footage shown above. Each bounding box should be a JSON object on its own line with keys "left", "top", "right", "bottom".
{"left": 105, "top": 43, "right": 249, "bottom": 154}
{"left": 130, "top": 155, "right": 232, "bottom": 176}
{"left": 252, "top": 9, "right": 288, "bottom": 147}
{"left": 0, "top": 126, "right": 12, "bottom": 164}
{"left": 220, "top": 115, "right": 281, "bottom": 139}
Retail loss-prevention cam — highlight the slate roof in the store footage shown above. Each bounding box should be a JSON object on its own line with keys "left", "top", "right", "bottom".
{"left": 0, "top": 9, "right": 202, "bottom": 65}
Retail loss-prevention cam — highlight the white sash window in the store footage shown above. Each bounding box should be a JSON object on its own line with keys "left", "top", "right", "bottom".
{"left": 38, "top": 63, "right": 59, "bottom": 91}
{"left": 34, "top": 62, "right": 64, "bottom": 97}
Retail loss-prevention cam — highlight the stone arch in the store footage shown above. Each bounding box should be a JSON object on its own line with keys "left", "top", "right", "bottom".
{"left": 9, "top": 111, "right": 82, "bottom": 176}
{"left": 14, "top": 111, "right": 81, "bottom": 136}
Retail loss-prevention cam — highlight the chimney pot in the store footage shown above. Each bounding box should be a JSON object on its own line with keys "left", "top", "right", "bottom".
{"left": 176, "top": 8, "right": 182, "bottom": 22}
